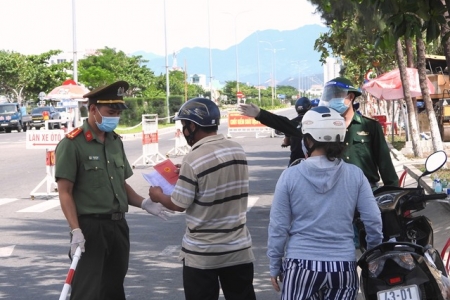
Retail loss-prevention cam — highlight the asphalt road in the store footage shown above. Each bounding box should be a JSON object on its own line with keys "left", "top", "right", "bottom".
{"left": 0, "top": 108, "right": 449, "bottom": 300}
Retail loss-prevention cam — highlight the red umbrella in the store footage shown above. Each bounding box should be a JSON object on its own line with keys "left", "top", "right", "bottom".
{"left": 45, "top": 82, "right": 90, "bottom": 100}
{"left": 363, "top": 67, "right": 435, "bottom": 100}
{"left": 363, "top": 68, "right": 436, "bottom": 142}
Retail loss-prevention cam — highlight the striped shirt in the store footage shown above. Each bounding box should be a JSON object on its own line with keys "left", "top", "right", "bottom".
{"left": 171, "top": 134, "right": 254, "bottom": 269}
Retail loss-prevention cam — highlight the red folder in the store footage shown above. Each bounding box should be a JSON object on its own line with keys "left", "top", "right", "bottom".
{"left": 153, "top": 159, "right": 179, "bottom": 185}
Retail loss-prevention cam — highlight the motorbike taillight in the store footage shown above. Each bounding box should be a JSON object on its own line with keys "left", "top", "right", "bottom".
{"left": 388, "top": 276, "right": 403, "bottom": 284}
{"left": 368, "top": 252, "right": 415, "bottom": 278}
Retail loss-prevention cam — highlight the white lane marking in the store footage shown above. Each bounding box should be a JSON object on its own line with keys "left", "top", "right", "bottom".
{"left": 158, "top": 245, "right": 180, "bottom": 256}
{"left": 17, "top": 200, "right": 60, "bottom": 213}
{"left": 247, "top": 196, "right": 258, "bottom": 211}
{"left": 0, "top": 245, "right": 15, "bottom": 257}
{"left": 0, "top": 198, "right": 18, "bottom": 206}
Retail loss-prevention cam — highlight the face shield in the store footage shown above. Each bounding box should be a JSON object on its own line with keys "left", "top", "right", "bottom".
{"left": 319, "top": 81, "right": 351, "bottom": 107}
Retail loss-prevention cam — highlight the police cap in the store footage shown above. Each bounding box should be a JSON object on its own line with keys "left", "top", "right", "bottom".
{"left": 83, "top": 80, "right": 129, "bottom": 110}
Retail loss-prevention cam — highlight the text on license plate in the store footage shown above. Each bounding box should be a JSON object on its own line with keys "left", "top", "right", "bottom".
{"left": 0, "top": 123, "right": 7, "bottom": 126}
{"left": 377, "top": 284, "right": 419, "bottom": 300}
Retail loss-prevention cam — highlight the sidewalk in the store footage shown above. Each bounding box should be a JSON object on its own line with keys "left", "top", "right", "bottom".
{"left": 388, "top": 142, "right": 444, "bottom": 195}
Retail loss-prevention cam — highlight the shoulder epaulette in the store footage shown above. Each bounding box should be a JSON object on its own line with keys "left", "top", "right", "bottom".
{"left": 66, "top": 127, "right": 83, "bottom": 139}
{"left": 362, "top": 115, "right": 377, "bottom": 122}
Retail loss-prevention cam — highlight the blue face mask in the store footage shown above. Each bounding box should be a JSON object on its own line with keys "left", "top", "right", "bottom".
{"left": 94, "top": 107, "right": 120, "bottom": 132}
{"left": 329, "top": 98, "right": 350, "bottom": 114}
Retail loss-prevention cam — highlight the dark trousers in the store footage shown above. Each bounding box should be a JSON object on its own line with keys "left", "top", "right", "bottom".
{"left": 70, "top": 217, "right": 130, "bottom": 300}
{"left": 183, "top": 262, "right": 256, "bottom": 300}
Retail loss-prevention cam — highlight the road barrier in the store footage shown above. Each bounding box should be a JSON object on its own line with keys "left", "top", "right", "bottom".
{"left": 166, "top": 117, "right": 190, "bottom": 157}
{"left": 26, "top": 129, "right": 65, "bottom": 199}
{"left": 132, "top": 114, "right": 166, "bottom": 168}
{"left": 227, "top": 111, "right": 274, "bottom": 138}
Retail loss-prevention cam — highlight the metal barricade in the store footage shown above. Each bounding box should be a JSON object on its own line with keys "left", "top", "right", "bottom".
{"left": 132, "top": 114, "right": 165, "bottom": 168}
{"left": 166, "top": 117, "right": 190, "bottom": 157}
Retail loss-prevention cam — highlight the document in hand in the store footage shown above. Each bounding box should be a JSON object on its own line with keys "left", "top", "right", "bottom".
{"left": 153, "top": 159, "right": 179, "bottom": 185}
{"left": 142, "top": 159, "right": 179, "bottom": 195}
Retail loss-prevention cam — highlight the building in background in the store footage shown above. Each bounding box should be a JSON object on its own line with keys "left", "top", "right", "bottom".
{"left": 307, "top": 84, "right": 323, "bottom": 97}
{"left": 324, "top": 57, "right": 341, "bottom": 84}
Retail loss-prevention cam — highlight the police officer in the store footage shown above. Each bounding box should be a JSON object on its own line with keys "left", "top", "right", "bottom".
{"left": 55, "top": 80, "right": 172, "bottom": 300}
{"left": 318, "top": 77, "right": 398, "bottom": 187}
{"left": 240, "top": 77, "right": 398, "bottom": 187}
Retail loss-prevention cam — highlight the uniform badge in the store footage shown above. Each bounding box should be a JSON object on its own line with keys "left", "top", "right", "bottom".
{"left": 117, "top": 87, "right": 125, "bottom": 96}
{"left": 88, "top": 156, "right": 99, "bottom": 161}
{"left": 85, "top": 130, "right": 93, "bottom": 141}
{"left": 357, "top": 131, "right": 369, "bottom": 136}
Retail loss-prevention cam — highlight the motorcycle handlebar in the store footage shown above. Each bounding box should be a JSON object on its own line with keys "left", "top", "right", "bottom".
{"left": 423, "top": 193, "right": 447, "bottom": 201}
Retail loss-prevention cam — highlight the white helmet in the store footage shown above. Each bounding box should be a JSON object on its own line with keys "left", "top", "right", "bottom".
{"left": 301, "top": 107, "right": 346, "bottom": 142}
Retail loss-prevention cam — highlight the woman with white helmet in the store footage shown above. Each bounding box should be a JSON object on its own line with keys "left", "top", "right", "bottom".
{"left": 267, "top": 107, "right": 383, "bottom": 300}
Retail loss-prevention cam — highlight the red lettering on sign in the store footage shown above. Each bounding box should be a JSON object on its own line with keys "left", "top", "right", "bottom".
{"left": 29, "top": 134, "right": 40, "bottom": 141}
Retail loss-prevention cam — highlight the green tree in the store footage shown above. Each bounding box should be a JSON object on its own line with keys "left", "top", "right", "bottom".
{"left": 0, "top": 50, "right": 70, "bottom": 103}
{"left": 78, "top": 47, "right": 155, "bottom": 96}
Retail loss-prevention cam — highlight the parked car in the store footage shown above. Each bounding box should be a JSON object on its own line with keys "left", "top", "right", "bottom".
{"left": 0, "top": 103, "right": 32, "bottom": 133}
{"left": 31, "top": 106, "right": 61, "bottom": 129}
{"left": 55, "top": 107, "right": 71, "bottom": 127}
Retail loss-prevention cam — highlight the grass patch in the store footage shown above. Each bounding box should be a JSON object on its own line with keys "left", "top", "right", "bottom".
{"left": 115, "top": 123, "right": 175, "bottom": 135}
{"left": 390, "top": 135, "right": 406, "bottom": 151}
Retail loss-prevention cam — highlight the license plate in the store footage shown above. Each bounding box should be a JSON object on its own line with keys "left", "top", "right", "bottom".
{"left": 0, "top": 123, "right": 7, "bottom": 126}
{"left": 33, "top": 120, "right": 41, "bottom": 123}
{"left": 377, "top": 284, "right": 419, "bottom": 300}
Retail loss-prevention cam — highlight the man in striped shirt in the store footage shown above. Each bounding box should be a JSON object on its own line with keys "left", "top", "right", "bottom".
{"left": 149, "top": 98, "right": 256, "bottom": 300}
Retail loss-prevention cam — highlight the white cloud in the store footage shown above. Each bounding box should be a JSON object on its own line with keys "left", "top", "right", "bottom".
{"left": 1, "top": 0, "right": 324, "bottom": 55}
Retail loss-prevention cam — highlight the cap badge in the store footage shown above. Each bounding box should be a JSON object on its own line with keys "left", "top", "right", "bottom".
{"left": 117, "top": 87, "right": 125, "bottom": 96}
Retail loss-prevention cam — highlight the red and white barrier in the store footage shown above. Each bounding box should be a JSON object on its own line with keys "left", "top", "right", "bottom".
{"left": 227, "top": 112, "right": 274, "bottom": 138}
{"left": 166, "top": 118, "right": 190, "bottom": 157}
{"left": 59, "top": 246, "right": 82, "bottom": 300}
{"left": 132, "top": 114, "right": 165, "bottom": 168}
{"left": 26, "top": 129, "right": 65, "bottom": 199}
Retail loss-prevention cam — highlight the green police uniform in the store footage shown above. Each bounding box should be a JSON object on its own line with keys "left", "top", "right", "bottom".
{"left": 55, "top": 121, "right": 133, "bottom": 214}
{"left": 343, "top": 113, "right": 399, "bottom": 187}
{"left": 55, "top": 81, "right": 133, "bottom": 300}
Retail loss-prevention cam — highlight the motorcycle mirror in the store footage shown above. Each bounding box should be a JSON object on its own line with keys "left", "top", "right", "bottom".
{"left": 416, "top": 150, "right": 447, "bottom": 188}
{"left": 424, "top": 150, "right": 447, "bottom": 174}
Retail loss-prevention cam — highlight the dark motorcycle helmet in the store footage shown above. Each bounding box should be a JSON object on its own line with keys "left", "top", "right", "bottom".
{"left": 173, "top": 97, "right": 220, "bottom": 127}
{"left": 295, "top": 97, "right": 311, "bottom": 114}
{"left": 311, "top": 98, "right": 320, "bottom": 107}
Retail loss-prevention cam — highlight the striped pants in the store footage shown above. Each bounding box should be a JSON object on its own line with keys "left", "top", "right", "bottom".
{"left": 281, "top": 259, "right": 359, "bottom": 300}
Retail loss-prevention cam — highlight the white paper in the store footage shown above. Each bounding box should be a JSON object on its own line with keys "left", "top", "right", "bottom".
{"left": 142, "top": 171, "right": 175, "bottom": 195}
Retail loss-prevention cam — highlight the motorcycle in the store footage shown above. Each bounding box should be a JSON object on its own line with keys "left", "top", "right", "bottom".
{"left": 357, "top": 150, "right": 450, "bottom": 300}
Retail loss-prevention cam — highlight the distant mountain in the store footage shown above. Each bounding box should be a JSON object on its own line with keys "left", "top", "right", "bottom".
{"left": 134, "top": 24, "right": 328, "bottom": 89}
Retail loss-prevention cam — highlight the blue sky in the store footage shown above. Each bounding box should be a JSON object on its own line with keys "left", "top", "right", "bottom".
{"left": 1, "top": 0, "right": 324, "bottom": 56}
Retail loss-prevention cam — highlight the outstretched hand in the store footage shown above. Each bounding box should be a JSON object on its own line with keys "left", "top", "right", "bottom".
{"left": 238, "top": 103, "right": 260, "bottom": 118}
{"left": 141, "top": 198, "right": 174, "bottom": 220}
